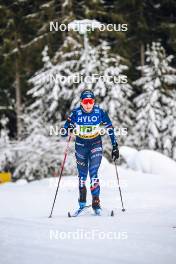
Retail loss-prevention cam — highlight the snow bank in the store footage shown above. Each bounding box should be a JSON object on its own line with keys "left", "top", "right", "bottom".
{"left": 120, "top": 146, "right": 176, "bottom": 176}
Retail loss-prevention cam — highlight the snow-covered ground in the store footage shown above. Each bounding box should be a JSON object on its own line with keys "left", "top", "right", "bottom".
{"left": 0, "top": 157, "right": 176, "bottom": 264}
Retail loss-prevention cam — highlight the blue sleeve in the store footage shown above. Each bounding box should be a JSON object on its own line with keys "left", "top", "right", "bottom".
{"left": 100, "top": 109, "right": 117, "bottom": 146}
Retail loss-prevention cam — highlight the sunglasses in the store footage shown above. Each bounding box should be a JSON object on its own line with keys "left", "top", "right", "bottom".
{"left": 82, "top": 98, "right": 95, "bottom": 105}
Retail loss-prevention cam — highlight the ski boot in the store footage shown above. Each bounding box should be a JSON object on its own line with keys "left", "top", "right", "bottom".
{"left": 78, "top": 186, "right": 87, "bottom": 209}
{"left": 92, "top": 196, "right": 101, "bottom": 215}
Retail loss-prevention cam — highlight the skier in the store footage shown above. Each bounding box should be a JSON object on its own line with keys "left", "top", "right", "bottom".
{"left": 62, "top": 89, "right": 119, "bottom": 215}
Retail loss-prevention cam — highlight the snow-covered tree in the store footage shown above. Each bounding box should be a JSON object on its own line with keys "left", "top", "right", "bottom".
{"left": 132, "top": 42, "right": 176, "bottom": 154}
{"left": 0, "top": 115, "right": 15, "bottom": 173}
{"left": 66, "top": 20, "right": 102, "bottom": 107}
{"left": 28, "top": 36, "right": 83, "bottom": 123}
{"left": 162, "top": 88, "right": 176, "bottom": 160}
{"left": 69, "top": 39, "right": 103, "bottom": 108}
{"left": 28, "top": 46, "right": 60, "bottom": 123}
{"left": 0, "top": 115, "right": 9, "bottom": 145}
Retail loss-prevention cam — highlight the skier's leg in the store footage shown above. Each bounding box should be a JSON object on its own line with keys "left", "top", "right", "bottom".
{"left": 75, "top": 141, "right": 89, "bottom": 208}
{"left": 89, "top": 139, "right": 103, "bottom": 209}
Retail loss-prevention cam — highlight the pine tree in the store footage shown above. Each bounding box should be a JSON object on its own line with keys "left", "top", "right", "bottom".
{"left": 28, "top": 34, "right": 83, "bottom": 122}
{"left": 133, "top": 42, "right": 176, "bottom": 155}
{"left": 27, "top": 45, "right": 58, "bottom": 123}
{"left": 0, "top": 114, "right": 14, "bottom": 173}
{"left": 0, "top": 0, "right": 63, "bottom": 136}
{"left": 162, "top": 88, "right": 176, "bottom": 160}
{"left": 0, "top": 114, "right": 9, "bottom": 145}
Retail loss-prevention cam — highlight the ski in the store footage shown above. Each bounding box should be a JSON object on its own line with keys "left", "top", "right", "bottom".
{"left": 68, "top": 205, "right": 91, "bottom": 217}
{"left": 68, "top": 206, "right": 115, "bottom": 217}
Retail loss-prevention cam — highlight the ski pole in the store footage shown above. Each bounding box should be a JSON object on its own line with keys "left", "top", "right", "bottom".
{"left": 49, "top": 134, "right": 72, "bottom": 218}
{"left": 114, "top": 160, "right": 126, "bottom": 212}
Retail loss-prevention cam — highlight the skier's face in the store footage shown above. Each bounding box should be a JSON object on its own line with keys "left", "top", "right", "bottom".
{"left": 81, "top": 98, "right": 95, "bottom": 112}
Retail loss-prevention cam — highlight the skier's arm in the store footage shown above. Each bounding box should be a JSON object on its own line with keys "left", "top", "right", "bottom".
{"left": 101, "top": 109, "right": 119, "bottom": 160}
{"left": 62, "top": 110, "right": 76, "bottom": 137}
{"left": 101, "top": 109, "right": 117, "bottom": 146}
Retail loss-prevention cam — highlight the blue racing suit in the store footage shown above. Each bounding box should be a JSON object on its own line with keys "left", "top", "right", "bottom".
{"left": 63, "top": 105, "right": 117, "bottom": 199}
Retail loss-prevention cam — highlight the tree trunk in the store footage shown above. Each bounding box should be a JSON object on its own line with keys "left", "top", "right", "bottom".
{"left": 15, "top": 39, "right": 22, "bottom": 139}
{"left": 140, "top": 42, "right": 145, "bottom": 75}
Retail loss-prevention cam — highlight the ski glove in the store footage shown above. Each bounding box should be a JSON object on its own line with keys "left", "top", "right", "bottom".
{"left": 61, "top": 123, "right": 75, "bottom": 137}
{"left": 68, "top": 123, "right": 75, "bottom": 133}
{"left": 112, "top": 143, "right": 119, "bottom": 161}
